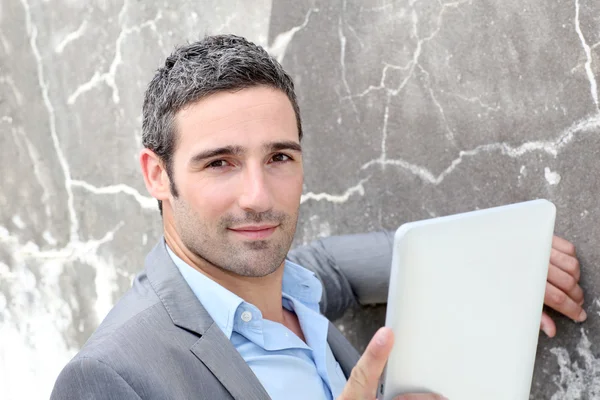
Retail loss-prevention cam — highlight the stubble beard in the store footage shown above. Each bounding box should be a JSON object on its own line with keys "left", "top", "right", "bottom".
{"left": 172, "top": 198, "right": 298, "bottom": 277}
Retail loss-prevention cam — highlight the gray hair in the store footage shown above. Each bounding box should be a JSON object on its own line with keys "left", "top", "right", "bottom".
{"left": 142, "top": 34, "right": 303, "bottom": 214}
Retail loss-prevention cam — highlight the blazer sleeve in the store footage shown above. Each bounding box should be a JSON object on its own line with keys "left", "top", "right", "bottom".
{"left": 51, "top": 357, "right": 142, "bottom": 400}
{"left": 287, "top": 230, "right": 394, "bottom": 320}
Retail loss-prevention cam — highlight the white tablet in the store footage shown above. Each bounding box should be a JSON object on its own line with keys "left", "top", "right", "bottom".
{"left": 379, "top": 199, "right": 556, "bottom": 400}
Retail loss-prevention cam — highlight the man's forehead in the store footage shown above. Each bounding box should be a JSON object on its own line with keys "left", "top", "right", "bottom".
{"left": 173, "top": 88, "right": 299, "bottom": 154}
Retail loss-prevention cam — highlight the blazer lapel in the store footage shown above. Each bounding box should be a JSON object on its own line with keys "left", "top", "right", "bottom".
{"left": 191, "top": 324, "right": 271, "bottom": 400}
{"left": 327, "top": 322, "right": 360, "bottom": 379}
{"left": 145, "top": 239, "right": 270, "bottom": 400}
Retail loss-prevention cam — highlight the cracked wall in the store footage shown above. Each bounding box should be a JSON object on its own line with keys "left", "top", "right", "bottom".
{"left": 1, "top": 0, "right": 599, "bottom": 398}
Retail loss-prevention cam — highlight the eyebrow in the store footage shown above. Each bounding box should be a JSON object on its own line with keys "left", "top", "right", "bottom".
{"left": 264, "top": 140, "right": 302, "bottom": 153}
{"left": 189, "top": 145, "right": 244, "bottom": 165}
{"left": 189, "top": 141, "right": 302, "bottom": 165}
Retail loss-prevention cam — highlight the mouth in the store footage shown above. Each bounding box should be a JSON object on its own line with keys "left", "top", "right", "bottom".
{"left": 227, "top": 224, "right": 279, "bottom": 240}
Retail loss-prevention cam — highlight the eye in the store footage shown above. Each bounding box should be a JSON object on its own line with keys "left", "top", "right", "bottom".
{"left": 206, "top": 159, "right": 230, "bottom": 169}
{"left": 270, "top": 153, "right": 292, "bottom": 163}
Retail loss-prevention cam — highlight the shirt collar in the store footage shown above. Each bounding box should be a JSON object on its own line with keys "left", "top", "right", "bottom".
{"left": 167, "top": 245, "right": 243, "bottom": 338}
{"left": 166, "top": 244, "right": 324, "bottom": 336}
{"left": 281, "top": 259, "right": 323, "bottom": 311}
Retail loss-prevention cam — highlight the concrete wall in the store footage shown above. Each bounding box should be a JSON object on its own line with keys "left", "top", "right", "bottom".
{"left": 1, "top": 0, "right": 599, "bottom": 398}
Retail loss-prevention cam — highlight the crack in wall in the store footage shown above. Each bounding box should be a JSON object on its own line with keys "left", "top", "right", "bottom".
{"left": 20, "top": 0, "right": 79, "bottom": 242}
{"left": 418, "top": 64, "right": 457, "bottom": 144}
{"left": 574, "top": 0, "right": 599, "bottom": 110}
{"left": 71, "top": 180, "right": 157, "bottom": 210}
{"left": 300, "top": 177, "right": 369, "bottom": 204}
{"left": 342, "top": 0, "right": 471, "bottom": 102}
{"left": 362, "top": 113, "right": 600, "bottom": 185}
{"left": 267, "top": 7, "right": 317, "bottom": 64}
{"left": 338, "top": 0, "right": 359, "bottom": 117}
{"left": 67, "top": 2, "right": 162, "bottom": 105}
{"left": 55, "top": 19, "right": 88, "bottom": 54}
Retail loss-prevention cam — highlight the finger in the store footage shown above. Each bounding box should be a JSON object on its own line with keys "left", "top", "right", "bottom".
{"left": 338, "top": 327, "right": 394, "bottom": 400}
{"left": 549, "top": 248, "right": 581, "bottom": 281}
{"left": 540, "top": 311, "right": 556, "bottom": 338}
{"left": 545, "top": 283, "right": 587, "bottom": 322}
{"left": 552, "top": 235, "right": 577, "bottom": 256}
{"left": 547, "top": 264, "right": 584, "bottom": 305}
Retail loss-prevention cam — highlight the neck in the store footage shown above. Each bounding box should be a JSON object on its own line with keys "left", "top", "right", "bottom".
{"left": 163, "top": 222, "right": 286, "bottom": 324}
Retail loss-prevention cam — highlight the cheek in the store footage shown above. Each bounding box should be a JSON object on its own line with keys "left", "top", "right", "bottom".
{"left": 180, "top": 176, "right": 238, "bottom": 219}
{"left": 271, "top": 172, "right": 303, "bottom": 209}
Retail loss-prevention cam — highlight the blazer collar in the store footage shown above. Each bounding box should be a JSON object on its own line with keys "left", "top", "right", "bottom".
{"left": 327, "top": 322, "right": 360, "bottom": 378}
{"left": 144, "top": 239, "right": 214, "bottom": 335}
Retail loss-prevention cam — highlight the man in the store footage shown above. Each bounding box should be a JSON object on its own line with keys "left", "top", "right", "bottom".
{"left": 51, "top": 35, "right": 584, "bottom": 400}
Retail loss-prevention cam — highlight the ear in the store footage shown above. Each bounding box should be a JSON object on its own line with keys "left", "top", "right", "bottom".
{"left": 139, "top": 149, "right": 172, "bottom": 203}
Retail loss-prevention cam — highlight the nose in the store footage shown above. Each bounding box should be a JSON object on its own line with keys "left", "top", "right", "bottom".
{"left": 237, "top": 164, "right": 274, "bottom": 213}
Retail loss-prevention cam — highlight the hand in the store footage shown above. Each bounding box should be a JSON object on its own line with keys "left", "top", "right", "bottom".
{"left": 540, "top": 235, "right": 586, "bottom": 337}
{"left": 337, "top": 327, "right": 447, "bottom": 400}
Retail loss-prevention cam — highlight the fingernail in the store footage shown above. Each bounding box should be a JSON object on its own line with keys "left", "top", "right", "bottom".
{"left": 577, "top": 309, "right": 587, "bottom": 322}
{"left": 540, "top": 322, "right": 550, "bottom": 337}
{"left": 375, "top": 328, "right": 391, "bottom": 347}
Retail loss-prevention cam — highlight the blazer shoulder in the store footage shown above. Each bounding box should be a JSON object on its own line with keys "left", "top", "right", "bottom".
{"left": 52, "top": 302, "right": 180, "bottom": 399}
{"left": 51, "top": 356, "right": 142, "bottom": 399}
{"left": 76, "top": 271, "right": 174, "bottom": 363}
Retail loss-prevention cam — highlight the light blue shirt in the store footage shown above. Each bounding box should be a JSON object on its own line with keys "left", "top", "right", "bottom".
{"left": 167, "top": 246, "right": 347, "bottom": 400}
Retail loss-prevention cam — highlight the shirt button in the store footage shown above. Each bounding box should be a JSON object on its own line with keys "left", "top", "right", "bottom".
{"left": 241, "top": 311, "right": 252, "bottom": 322}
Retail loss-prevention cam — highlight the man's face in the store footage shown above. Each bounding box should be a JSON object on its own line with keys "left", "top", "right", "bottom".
{"left": 167, "top": 86, "right": 303, "bottom": 277}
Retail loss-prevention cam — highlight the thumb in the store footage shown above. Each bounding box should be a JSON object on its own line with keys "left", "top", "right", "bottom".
{"left": 338, "top": 327, "right": 394, "bottom": 400}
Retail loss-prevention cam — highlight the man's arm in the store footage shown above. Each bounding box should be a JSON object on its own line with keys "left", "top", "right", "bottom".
{"left": 287, "top": 231, "right": 394, "bottom": 320}
{"left": 51, "top": 357, "right": 142, "bottom": 400}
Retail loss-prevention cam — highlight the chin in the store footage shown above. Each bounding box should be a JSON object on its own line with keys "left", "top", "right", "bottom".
{"left": 230, "top": 259, "right": 283, "bottom": 278}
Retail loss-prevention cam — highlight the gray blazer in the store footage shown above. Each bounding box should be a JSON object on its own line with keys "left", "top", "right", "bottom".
{"left": 51, "top": 231, "right": 394, "bottom": 400}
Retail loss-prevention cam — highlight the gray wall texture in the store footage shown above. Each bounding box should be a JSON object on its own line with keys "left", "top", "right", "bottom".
{"left": 1, "top": 0, "right": 599, "bottom": 398}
